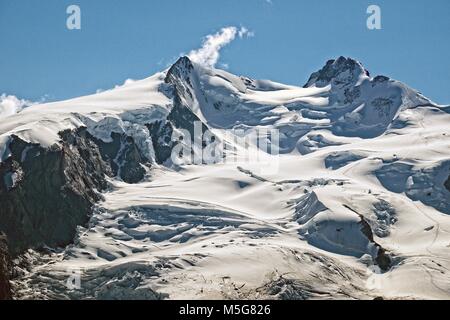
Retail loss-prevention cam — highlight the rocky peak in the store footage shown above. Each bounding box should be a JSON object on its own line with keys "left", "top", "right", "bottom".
{"left": 304, "top": 56, "right": 370, "bottom": 88}
{"left": 164, "top": 56, "right": 197, "bottom": 109}
{"left": 165, "top": 56, "right": 195, "bottom": 85}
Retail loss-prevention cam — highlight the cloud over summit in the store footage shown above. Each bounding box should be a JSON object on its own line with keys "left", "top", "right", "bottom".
{"left": 188, "top": 26, "right": 253, "bottom": 68}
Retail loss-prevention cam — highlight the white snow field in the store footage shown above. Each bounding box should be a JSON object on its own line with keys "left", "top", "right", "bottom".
{"left": 4, "top": 57, "right": 450, "bottom": 299}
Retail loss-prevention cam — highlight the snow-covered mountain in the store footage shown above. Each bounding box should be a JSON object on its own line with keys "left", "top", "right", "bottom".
{"left": 1, "top": 56, "right": 450, "bottom": 300}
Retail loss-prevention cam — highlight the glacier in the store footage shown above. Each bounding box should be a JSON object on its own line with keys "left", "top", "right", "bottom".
{"left": 1, "top": 56, "right": 450, "bottom": 300}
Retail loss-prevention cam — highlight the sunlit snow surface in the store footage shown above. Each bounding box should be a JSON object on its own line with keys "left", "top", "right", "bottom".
{"left": 5, "top": 60, "right": 450, "bottom": 300}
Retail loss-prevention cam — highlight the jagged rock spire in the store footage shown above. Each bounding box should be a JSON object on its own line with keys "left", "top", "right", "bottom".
{"left": 165, "top": 56, "right": 194, "bottom": 84}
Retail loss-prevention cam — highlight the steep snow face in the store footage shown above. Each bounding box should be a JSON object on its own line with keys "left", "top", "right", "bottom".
{"left": 3, "top": 57, "right": 450, "bottom": 300}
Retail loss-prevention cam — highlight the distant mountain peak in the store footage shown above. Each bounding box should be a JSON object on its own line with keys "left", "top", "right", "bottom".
{"left": 304, "top": 56, "right": 370, "bottom": 88}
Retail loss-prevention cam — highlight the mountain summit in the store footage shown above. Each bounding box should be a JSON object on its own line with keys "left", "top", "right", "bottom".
{"left": 304, "top": 56, "right": 370, "bottom": 88}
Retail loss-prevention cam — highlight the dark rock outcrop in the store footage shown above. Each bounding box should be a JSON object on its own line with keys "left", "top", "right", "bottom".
{"left": 0, "top": 129, "right": 110, "bottom": 255}
{"left": 87, "top": 132, "right": 148, "bottom": 183}
{"left": 445, "top": 175, "right": 450, "bottom": 192}
{"left": 147, "top": 121, "right": 174, "bottom": 164}
{"left": 0, "top": 233, "right": 12, "bottom": 300}
{"left": 116, "top": 136, "right": 147, "bottom": 184}
{"left": 148, "top": 103, "right": 211, "bottom": 165}
{"left": 358, "top": 216, "right": 391, "bottom": 272}
{"left": 0, "top": 124, "right": 156, "bottom": 256}
{"left": 164, "top": 56, "right": 195, "bottom": 97}
{"left": 304, "top": 56, "right": 370, "bottom": 89}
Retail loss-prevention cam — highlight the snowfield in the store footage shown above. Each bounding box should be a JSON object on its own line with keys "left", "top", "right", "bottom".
{"left": 3, "top": 57, "right": 450, "bottom": 300}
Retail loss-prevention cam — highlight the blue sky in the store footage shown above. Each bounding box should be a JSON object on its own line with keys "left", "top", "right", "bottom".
{"left": 1, "top": 0, "right": 449, "bottom": 103}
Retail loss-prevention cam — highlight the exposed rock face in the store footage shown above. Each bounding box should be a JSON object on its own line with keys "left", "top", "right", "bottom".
{"left": 87, "top": 132, "right": 148, "bottom": 183}
{"left": 148, "top": 104, "right": 210, "bottom": 164}
{"left": 332, "top": 204, "right": 392, "bottom": 271}
{"left": 0, "top": 129, "right": 110, "bottom": 255}
{"left": 148, "top": 56, "right": 213, "bottom": 165}
{"left": 0, "top": 233, "right": 12, "bottom": 300}
{"left": 146, "top": 121, "right": 174, "bottom": 164}
{"left": 304, "top": 56, "right": 370, "bottom": 89}
{"left": 358, "top": 217, "right": 391, "bottom": 272}
{"left": 445, "top": 176, "right": 450, "bottom": 192}
{"left": 0, "top": 123, "right": 159, "bottom": 255}
{"left": 303, "top": 56, "right": 377, "bottom": 112}
{"left": 164, "top": 56, "right": 195, "bottom": 100}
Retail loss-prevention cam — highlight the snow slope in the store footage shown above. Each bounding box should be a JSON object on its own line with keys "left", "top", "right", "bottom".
{"left": 5, "top": 57, "right": 450, "bottom": 300}
{"left": 0, "top": 73, "right": 171, "bottom": 161}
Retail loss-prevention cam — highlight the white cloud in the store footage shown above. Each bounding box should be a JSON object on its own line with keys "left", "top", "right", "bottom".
{"left": 113, "top": 78, "right": 136, "bottom": 90}
{"left": 238, "top": 26, "right": 255, "bottom": 38}
{"left": 123, "top": 79, "right": 136, "bottom": 86}
{"left": 97, "top": 78, "right": 137, "bottom": 93}
{"left": 0, "top": 94, "right": 34, "bottom": 118}
{"left": 188, "top": 26, "right": 253, "bottom": 69}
